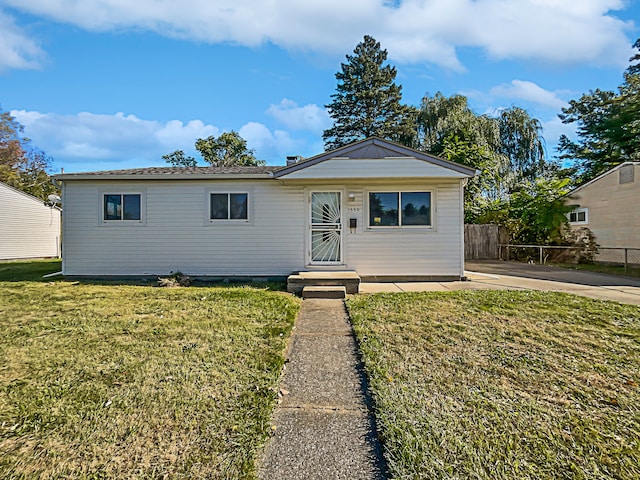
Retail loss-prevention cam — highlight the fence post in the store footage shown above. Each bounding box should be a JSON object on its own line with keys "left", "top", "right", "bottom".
{"left": 625, "top": 248, "right": 628, "bottom": 273}
{"left": 539, "top": 246, "right": 543, "bottom": 265}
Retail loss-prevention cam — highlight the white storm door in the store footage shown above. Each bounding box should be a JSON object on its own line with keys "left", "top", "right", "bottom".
{"left": 310, "top": 191, "right": 342, "bottom": 264}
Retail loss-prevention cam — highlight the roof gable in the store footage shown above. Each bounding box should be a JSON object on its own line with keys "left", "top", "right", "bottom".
{"left": 568, "top": 162, "right": 640, "bottom": 197}
{"left": 274, "top": 137, "right": 476, "bottom": 178}
{"left": 0, "top": 181, "right": 48, "bottom": 205}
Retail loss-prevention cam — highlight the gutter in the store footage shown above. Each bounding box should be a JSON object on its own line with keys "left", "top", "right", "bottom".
{"left": 53, "top": 173, "right": 276, "bottom": 181}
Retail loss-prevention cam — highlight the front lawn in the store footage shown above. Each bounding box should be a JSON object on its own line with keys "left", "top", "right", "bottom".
{"left": 347, "top": 290, "right": 640, "bottom": 480}
{"left": 0, "top": 267, "right": 300, "bottom": 478}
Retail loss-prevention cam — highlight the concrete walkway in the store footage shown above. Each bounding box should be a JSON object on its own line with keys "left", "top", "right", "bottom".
{"left": 258, "top": 299, "right": 386, "bottom": 479}
{"left": 360, "top": 261, "right": 640, "bottom": 305}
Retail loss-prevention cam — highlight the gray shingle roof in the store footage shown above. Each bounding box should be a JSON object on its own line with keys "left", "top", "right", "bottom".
{"left": 57, "top": 165, "right": 281, "bottom": 177}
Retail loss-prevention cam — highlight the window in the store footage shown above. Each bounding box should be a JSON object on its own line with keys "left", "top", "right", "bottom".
{"left": 209, "top": 193, "right": 248, "bottom": 221}
{"left": 369, "top": 191, "right": 431, "bottom": 227}
{"left": 568, "top": 207, "right": 588, "bottom": 225}
{"left": 103, "top": 194, "right": 141, "bottom": 221}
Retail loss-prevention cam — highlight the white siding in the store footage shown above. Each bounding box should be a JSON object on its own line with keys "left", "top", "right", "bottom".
{"left": 62, "top": 178, "right": 465, "bottom": 278}
{"left": 1, "top": 182, "right": 61, "bottom": 260}
{"left": 341, "top": 181, "right": 463, "bottom": 276}
{"left": 62, "top": 180, "right": 305, "bottom": 276}
{"left": 280, "top": 157, "right": 467, "bottom": 180}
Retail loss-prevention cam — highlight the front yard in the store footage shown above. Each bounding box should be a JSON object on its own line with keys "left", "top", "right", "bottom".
{"left": 0, "top": 261, "right": 300, "bottom": 479}
{"left": 3, "top": 261, "right": 640, "bottom": 479}
{"left": 347, "top": 290, "right": 640, "bottom": 480}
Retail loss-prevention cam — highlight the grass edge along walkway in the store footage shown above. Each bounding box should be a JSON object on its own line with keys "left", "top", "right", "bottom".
{"left": 258, "top": 298, "right": 387, "bottom": 479}
{"left": 347, "top": 290, "right": 640, "bottom": 480}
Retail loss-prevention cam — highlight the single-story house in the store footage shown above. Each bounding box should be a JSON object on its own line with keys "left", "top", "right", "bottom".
{"left": 566, "top": 162, "right": 640, "bottom": 252}
{"left": 54, "top": 137, "right": 476, "bottom": 282}
{"left": 1, "top": 181, "right": 61, "bottom": 260}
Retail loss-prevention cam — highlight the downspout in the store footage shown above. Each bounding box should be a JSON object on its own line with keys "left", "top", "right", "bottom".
{"left": 53, "top": 178, "right": 65, "bottom": 271}
{"left": 460, "top": 178, "right": 468, "bottom": 279}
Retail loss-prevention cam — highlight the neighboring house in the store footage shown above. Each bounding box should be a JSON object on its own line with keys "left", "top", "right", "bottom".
{"left": 1, "top": 181, "right": 61, "bottom": 260}
{"left": 54, "top": 137, "right": 476, "bottom": 280}
{"left": 566, "top": 162, "right": 640, "bottom": 250}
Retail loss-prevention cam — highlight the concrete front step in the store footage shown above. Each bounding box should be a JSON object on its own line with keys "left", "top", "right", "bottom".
{"left": 287, "top": 271, "right": 360, "bottom": 294}
{"left": 302, "top": 286, "right": 347, "bottom": 299}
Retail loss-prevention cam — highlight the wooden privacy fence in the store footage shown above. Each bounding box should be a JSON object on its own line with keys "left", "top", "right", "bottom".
{"left": 464, "top": 224, "right": 506, "bottom": 260}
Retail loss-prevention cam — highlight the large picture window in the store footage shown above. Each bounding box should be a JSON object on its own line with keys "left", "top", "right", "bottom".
{"left": 210, "top": 193, "right": 248, "bottom": 221}
{"left": 103, "top": 193, "right": 141, "bottom": 221}
{"left": 369, "top": 191, "right": 431, "bottom": 227}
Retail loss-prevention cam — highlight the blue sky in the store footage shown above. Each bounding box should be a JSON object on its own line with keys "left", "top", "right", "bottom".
{"left": 1, "top": 0, "right": 638, "bottom": 173}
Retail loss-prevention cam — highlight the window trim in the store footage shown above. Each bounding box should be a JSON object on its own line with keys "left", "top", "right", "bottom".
{"left": 568, "top": 207, "right": 588, "bottom": 225}
{"left": 205, "top": 188, "right": 253, "bottom": 225}
{"left": 366, "top": 189, "right": 434, "bottom": 229}
{"left": 100, "top": 190, "right": 146, "bottom": 225}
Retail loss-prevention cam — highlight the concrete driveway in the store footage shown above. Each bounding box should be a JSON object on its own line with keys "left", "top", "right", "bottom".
{"left": 360, "top": 261, "right": 640, "bottom": 305}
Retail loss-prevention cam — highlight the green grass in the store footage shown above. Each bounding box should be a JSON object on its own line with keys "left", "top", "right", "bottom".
{"left": 347, "top": 290, "right": 640, "bottom": 480}
{"left": 0, "top": 259, "right": 62, "bottom": 282}
{"left": 0, "top": 263, "right": 300, "bottom": 479}
{"left": 551, "top": 262, "right": 640, "bottom": 279}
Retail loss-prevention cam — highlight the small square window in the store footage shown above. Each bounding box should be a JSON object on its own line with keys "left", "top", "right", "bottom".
{"left": 209, "top": 193, "right": 248, "bottom": 221}
{"left": 103, "top": 193, "right": 141, "bottom": 221}
{"left": 568, "top": 208, "right": 588, "bottom": 225}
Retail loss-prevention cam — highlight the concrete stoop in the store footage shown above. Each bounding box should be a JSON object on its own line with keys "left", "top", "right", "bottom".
{"left": 287, "top": 271, "right": 360, "bottom": 295}
{"left": 302, "top": 285, "right": 347, "bottom": 299}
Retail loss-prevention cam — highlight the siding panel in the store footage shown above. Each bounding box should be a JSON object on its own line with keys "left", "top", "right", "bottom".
{"left": 281, "top": 158, "right": 467, "bottom": 180}
{"left": 1, "top": 183, "right": 61, "bottom": 260}
{"left": 62, "top": 178, "right": 464, "bottom": 278}
{"left": 63, "top": 180, "right": 304, "bottom": 276}
{"left": 344, "top": 183, "right": 463, "bottom": 276}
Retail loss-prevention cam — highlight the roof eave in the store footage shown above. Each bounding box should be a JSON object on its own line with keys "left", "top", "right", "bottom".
{"left": 54, "top": 173, "right": 275, "bottom": 181}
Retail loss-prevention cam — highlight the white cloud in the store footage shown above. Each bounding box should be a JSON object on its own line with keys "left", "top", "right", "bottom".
{"left": 10, "top": 110, "right": 220, "bottom": 170}
{"left": 490, "top": 80, "right": 568, "bottom": 110}
{"left": 239, "top": 121, "right": 302, "bottom": 162}
{"left": 541, "top": 116, "right": 577, "bottom": 147}
{"left": 10, "top": 109, "right": 318, "bottom": 171}
{"left": 266, "top": 99, "right": 331, "bottom": 133}
{"left": 3, "top": 0, "right": 634, "bottom": 71}
{"left": 0, "top": 10, "right": 45, "bottom": 71}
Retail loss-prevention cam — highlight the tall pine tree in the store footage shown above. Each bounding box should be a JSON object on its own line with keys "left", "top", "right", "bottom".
{"left": 322, "top": 36, "right": 416, "bottom": 150}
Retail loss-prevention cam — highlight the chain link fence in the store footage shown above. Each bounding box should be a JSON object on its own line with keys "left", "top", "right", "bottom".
{"left": 499, "top": 244, "right": 640, "bottom": 271}
{"left": 596, "top": 247, "right": 640, "bottom": 267}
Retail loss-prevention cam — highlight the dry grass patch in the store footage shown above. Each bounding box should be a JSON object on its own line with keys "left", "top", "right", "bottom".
{"left": 0, "top": 271, "right": 300, "bottom": 479}
{"left": 347, "top": 290, "right": 640, "bottom": 480}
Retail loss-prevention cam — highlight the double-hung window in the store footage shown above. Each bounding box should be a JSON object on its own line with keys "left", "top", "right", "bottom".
{"left": 209, "top": 193, "right": 248, "bottom": 221}
{"left": 103, "top": 193, "right": 142, "bottom": 222}
{"left": 369, "top": 191, "right": 431, "bottom": 227}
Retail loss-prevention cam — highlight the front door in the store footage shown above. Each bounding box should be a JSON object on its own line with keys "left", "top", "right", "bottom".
{"left": 310, "top": 191, "right": 342, "bottom": 264}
